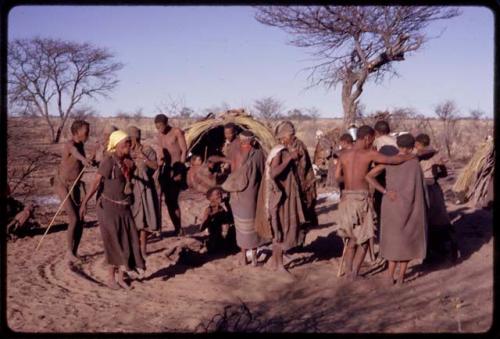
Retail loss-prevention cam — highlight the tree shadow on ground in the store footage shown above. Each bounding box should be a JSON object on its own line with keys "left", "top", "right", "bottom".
{"left": 144, "top": 231, "right": 240, "bottom": 282}
{"left": 11, "top": 220, "right": 98, "bottom": 240}
{"left": 406, "top": 206, "right": 492, "bottom": 281}
{"left": 284, "top": 232, "right": 344, "bottom": 269}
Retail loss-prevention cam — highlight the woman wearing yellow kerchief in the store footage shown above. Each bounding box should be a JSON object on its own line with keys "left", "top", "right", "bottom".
{"left": 80, "top": 129, "right": 145, "bottom": 290}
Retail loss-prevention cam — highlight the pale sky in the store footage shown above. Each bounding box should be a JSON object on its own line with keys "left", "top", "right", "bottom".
{"left": 8, "top": 5, "right": 494, "bottom": 118}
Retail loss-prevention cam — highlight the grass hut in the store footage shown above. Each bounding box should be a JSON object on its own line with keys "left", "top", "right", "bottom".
{"left": 184, "top": 109, "right": 275, "bottom": 160}
{"left": 452, "top": 137, "right": 494, "bottom": 208}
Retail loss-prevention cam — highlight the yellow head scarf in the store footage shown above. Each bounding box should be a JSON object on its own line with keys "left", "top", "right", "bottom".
{"left": 107, "top": 130, "right": 129, "bottom": 152}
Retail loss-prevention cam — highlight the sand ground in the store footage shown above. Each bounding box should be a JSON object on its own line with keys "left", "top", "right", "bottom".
{"left": 6, "top": 176, "right": 493, "bottom": 333}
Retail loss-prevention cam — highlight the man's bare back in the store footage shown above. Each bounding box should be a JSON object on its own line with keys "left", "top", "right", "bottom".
{"left": 337, "top": 146, "right": 414, "bottom": 191}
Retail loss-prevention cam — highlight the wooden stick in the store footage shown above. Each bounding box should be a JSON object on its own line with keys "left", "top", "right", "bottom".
{"left": 337, "top": 237, "right": 349, "bottom": 277}
{"left": 35, "top": 167, "right": 86, "bottom": 252}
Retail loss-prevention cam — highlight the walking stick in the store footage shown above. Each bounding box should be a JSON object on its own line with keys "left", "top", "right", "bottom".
{"left": 35, "top": 166, "right": 87, "bottom": 252}
{"left": 337, "top": 237, "right": 349, "bottom": 277}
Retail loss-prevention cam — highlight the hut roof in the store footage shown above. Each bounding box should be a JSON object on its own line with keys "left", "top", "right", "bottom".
{"left": 452, "top": 138, "right": 494, "bottom": 207}
{"left": 184, "top": 109, "right": 275, "bottom": 153}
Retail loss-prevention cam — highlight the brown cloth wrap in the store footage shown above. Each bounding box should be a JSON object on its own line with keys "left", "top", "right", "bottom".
{"left": 255, "top": 145, "right": 306, "bottom": 251}
{"left": 380, "top": 158, "right": 427, "bottom": 261}
{"left": 96, "top": 156, "right": 145, "bottom": 271}
{"left": 337, "top": 190, "right": 376, "bottom": 245}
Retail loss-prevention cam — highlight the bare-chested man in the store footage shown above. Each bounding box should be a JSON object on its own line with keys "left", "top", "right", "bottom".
{"left": 335, "top": 125, "right": 415, "bottom": 280}
{"left": 154, "top": 114, "right": 187, "bottom": 236}
{"left": 54, "top": 120, "right": 93, "bottom": 262}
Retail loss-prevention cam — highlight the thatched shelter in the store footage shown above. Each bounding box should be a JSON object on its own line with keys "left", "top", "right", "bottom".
{"left": 452, "top": 137, "right": 494, "bottom": 208}
{"left": 184, "top": 109, "right": 275, "bottom": 160}
{"left": 313, "top": 127, "right": 342, "bottom": 168}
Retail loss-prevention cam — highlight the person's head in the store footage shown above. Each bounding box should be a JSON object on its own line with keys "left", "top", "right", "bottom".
{"left": 206, "top": 156, "right": 217, "bottom": 170}
{"left": 339, "top": 133, "right": 354, "bottom": 149}
{"left": 102, "top": 125, "right": 118, "bottom": 145}
{"left": 127, "top": 126, "right": 141, "bottom": 145}
{"left": 356, "top": 125, "right": 375, "bottom": 149}
{"left": 415, "top": 133, "right": 430, "bottom": 151}
{"left": 224, "top": 123, "right": 237, "bottom": 142}
{"left": 206, "top": 186, "right": 222, "bottom": 204}
{"left": 190, "top": 154, "right": 203, "bottom": 166}
{"left": 396, "top": 133, "right": 415, "bottom": 154}
{"left": 70, "top": 120, "right": 90, "bottom": 143}
{"left": 107, "top": 130, "right": 131, "bottom": 158}
{"left": 275, "top": 121, "right": 296, "bottom": 146}
{"left": 374, "top": 120, "right": 391, "bottom": 137}
{"left": 239, "top": 130, "right": 255, "bottom": 148}
{"left": 154, "top": 114, "right": 169, "bottom": 134}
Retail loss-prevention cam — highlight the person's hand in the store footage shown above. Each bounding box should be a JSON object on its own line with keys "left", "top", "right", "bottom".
{"left": 79, "top": 203, "right": 87, "bottom": 220}
{"left": 386, "top": 190, "right": 397, "bottom": 201}
{"left": 289, "top": 149, "right": 299, "bottom": 161}
{"left": 83, "top": 159, "right": 93, "bottom": 167}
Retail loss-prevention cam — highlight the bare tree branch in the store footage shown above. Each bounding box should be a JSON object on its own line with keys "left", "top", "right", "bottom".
{"left": 255, "top": 6, "right": 460, "bottom": 126}
{"left": 8, "top": 38, "right": 123, "bottom": 143}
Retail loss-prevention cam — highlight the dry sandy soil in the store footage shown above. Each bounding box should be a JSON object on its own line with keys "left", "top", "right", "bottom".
{"left": 5, "top": 117, "right": 493, "bottom": 333}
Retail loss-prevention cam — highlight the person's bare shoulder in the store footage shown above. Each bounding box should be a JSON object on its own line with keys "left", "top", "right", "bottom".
{"left": 172, "top": 127, "right": 184, "bottom": 135}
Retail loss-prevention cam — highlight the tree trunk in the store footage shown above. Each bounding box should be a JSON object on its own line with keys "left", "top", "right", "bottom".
{"left": 44, "top": 115, "right": 57, "bottom": 144}
{"left": 341, "top": 79, "right": 358, "bottom": 128}
{"left": 54, "top": 127, "right": 63, "bottom": 144}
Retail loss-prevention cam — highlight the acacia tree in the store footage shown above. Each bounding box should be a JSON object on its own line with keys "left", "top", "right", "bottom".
{"left": 254, "top": 96, "right": 284, "bottom": 120}
{"left": 435, "top": 100, "right": 460, "bottom": 159}
{"left": 8, "top": 38, "right": 123, "bottom": 143}
{"left": 255, "top": 6, "right": 460, "bottom": 127}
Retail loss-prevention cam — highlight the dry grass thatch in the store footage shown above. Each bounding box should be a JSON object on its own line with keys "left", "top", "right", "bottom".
{"left": 184, "top": 109, "right": 276, "bottom": 153}
{"left": 452, "top": 138, "right": 494, "bottom": 202}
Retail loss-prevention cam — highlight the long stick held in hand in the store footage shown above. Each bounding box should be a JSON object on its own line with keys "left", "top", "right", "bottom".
{"left": 337, "top": 237, "right": 349, "bottom": 277}
{"left": 35, "top": 167, "right": 86, "bottom": 252}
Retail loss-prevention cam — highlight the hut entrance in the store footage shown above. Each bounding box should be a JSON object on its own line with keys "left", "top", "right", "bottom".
{"left": 189, "top": 124, "right": 244, "bottom": 161}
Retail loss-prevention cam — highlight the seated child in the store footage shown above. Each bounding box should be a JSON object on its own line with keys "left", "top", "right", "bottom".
{"left": 187, "top": 155, "right": 203, "bottom": 189}
{"left": 199, "top": 187, "right": 232, "bottom": 252}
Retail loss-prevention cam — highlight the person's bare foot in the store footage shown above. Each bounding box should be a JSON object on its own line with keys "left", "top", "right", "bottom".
{"left": 350, "top": 271, "right": 366, "bottom": 282}
{"left": 136, "top": 268, "right": 146, "bottom": 280}
{"left": 277, "top": 266, "right": 296, "bottom": 280}
{"left": 116, "top": 278, "right": 133, "bottom": 290}
{"left": 106, "top": 280, "right": 121, "bottom": 290}
{"left": 238, "top": 255, "right": 248, "bottom": 266}
{"left": 384, "top": 275, "right": 395, "bottom": 287}
{"left": 66, "top": 252, "right": 82, "bottom": 263}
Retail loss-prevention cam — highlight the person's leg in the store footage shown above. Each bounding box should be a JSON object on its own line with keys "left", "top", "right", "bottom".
{"left": 116, "top": 267, "right": 132, "bottom": 290}
{"left": 352, "top": 242, "right": 368, "bottom": 279}
{"left": 387, "top": 260, "right": 397, "bottom": 285}
{"left": 140, "top": 230, "right": 147, "bottom": 258}
{"left": 270, "top": 243, "right": 279, "bottom": 270}
{"left": 165, "top": 184, "right": 182, "bottom": 235}
{"left": 239, "top": 248, "right": 247, "bottom": 265}
{"left": 397, "top": 261, "right": 409, "bottom": 285}
{"left": 106, "top": 266, "right": 120, "bottom": 290}
{"left": 251, "top": 248, "right": 257, "bottom": 266}
{"left": 55, "top": 183, "right": 81, "bottom": 261}
{"left": 344, "top": 238, "right": 356, "bottom": 274}
{"left": 308, "top": 199, "right": 319, "bottom": 228}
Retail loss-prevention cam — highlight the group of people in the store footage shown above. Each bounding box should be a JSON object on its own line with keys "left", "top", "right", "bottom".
{"left": 334, "top": 121, "right": 457, "bottom": 286}
{"left": 54, "top": 114, "right": 455, "bottom": 290}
